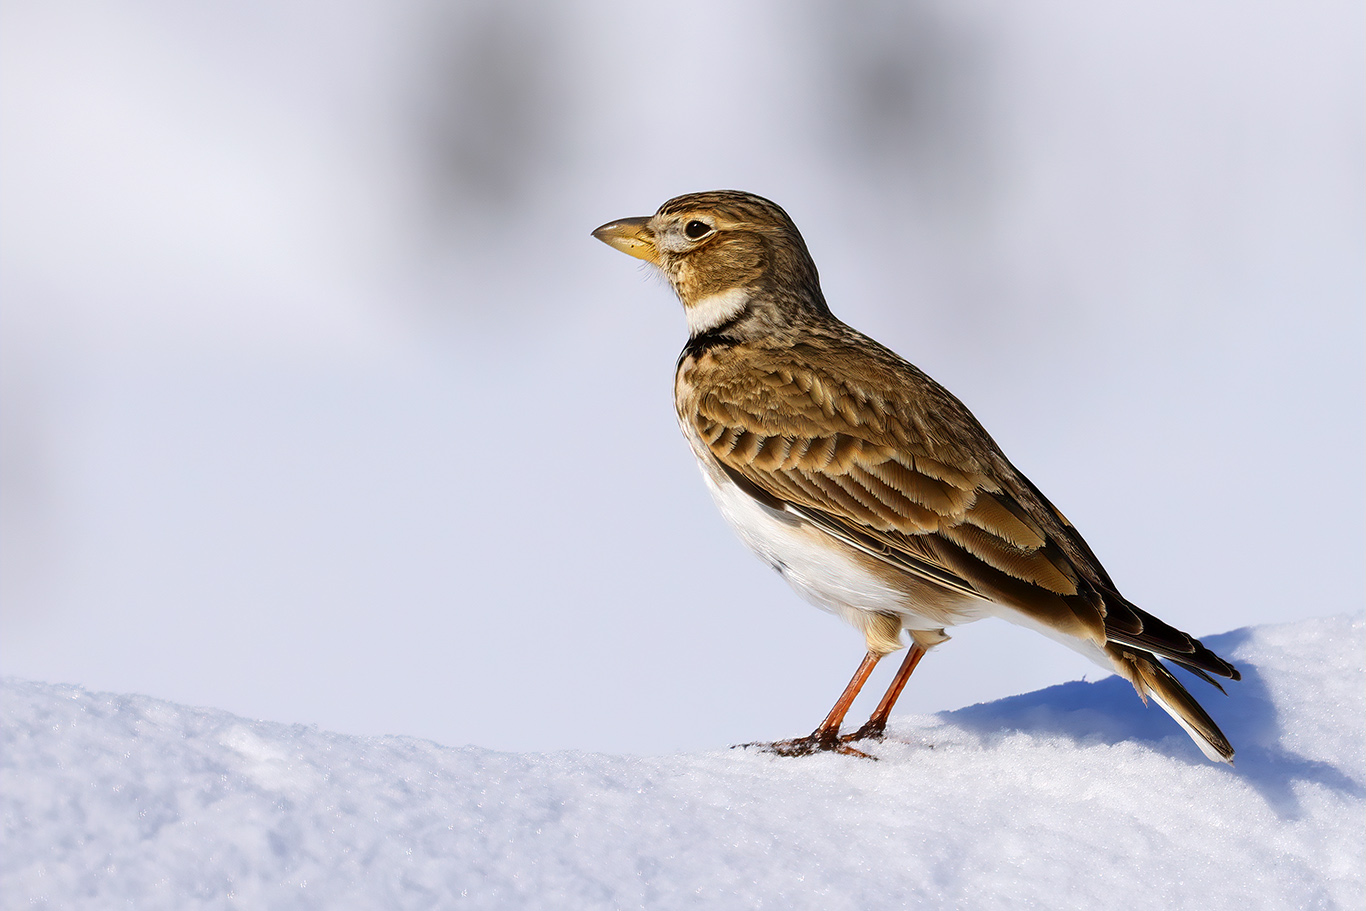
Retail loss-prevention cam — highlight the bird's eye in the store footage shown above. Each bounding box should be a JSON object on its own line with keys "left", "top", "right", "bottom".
{"left": 684, "top": 219, "right": 712, "bottom": 240}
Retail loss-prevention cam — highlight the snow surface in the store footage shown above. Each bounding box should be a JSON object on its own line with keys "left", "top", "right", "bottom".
{"left": 3, "top": 614, "right": 1362, "bottom": 910}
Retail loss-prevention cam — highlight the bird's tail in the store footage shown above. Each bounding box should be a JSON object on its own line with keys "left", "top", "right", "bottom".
{"left": 1112, "top": 646, "right": 1236, "bottom": 763}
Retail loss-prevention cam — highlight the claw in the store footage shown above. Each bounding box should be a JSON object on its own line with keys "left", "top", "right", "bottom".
{"left": 733, "top": 733, "right": 878, "bottom": 760}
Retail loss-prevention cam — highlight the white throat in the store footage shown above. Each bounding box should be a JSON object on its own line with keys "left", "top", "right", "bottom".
{"left": 685, "top": 288, "right": 749, "bottom": 335}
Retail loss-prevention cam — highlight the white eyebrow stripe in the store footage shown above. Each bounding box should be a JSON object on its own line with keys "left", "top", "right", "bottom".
{"left": 685, "top": 288, "right": 749, "bottom": 335}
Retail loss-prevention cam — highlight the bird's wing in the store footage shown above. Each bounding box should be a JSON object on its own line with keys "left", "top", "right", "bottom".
{"left": 687, "top": 341, "right": 1239, "bottom": 681}
{"left": 688, "top": 346, "right": 1112, "bottom": 647}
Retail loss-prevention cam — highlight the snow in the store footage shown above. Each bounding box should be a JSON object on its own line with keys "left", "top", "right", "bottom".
{"left": 3, "top": 615, "right": 1361, "bottom": 909}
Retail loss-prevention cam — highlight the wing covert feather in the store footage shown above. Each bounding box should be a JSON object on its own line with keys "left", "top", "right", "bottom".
{"left": 681, "top": 340, "right": 1239, "bottom": 664}
{"left": 689, "top": 356, "right": 1091, "bottom": 613}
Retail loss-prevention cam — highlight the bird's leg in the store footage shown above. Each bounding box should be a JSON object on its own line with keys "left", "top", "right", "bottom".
{"left": 843, "top": 642, "right": 928, "bottom": 743}
{"left": 752, "top": 651, "right": 883, "bottom": 758}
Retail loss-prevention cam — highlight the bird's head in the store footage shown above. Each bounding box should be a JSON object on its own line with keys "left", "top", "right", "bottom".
{"left": 593, "top": 190, "right": 829, "bottom": 337}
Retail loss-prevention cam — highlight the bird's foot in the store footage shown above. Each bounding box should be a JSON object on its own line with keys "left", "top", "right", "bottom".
{"left": 733, "top": 731, "right": 877, "bottom": 760}
{"left": 840, "top": 719, "right": 887, "bottom": 744}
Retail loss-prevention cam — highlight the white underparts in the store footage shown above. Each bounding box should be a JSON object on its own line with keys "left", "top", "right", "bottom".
{"left": 685, "top": 288, "right": 749, "bottom": 335}
{"left": 696, "top": 462, "right": 914, "bottom": 656}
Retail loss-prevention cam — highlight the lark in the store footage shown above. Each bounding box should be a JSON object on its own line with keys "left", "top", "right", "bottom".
{"left": 593, "top": 190, "right": 1239, "bottom": 762}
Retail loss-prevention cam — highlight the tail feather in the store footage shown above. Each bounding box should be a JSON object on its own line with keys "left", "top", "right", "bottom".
{"left": 1115, "top": 646, "right": 1236, "bottom": 764}
{"left": 1103, "top": 595, "right": 1241, "bottom": 684}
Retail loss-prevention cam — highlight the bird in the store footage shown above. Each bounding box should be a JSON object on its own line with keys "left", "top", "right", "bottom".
{"left": 591, "top": 190, "right": 1239, "bottom": 763}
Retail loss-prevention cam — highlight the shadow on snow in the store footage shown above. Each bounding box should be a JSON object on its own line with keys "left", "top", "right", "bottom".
{"left": 935, "top": 627, "right": 1364, "bottom": 819}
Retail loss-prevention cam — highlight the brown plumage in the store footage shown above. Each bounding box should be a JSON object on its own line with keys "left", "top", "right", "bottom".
{"left": 593, "top": 190, "right": 1239, "bottom": 762}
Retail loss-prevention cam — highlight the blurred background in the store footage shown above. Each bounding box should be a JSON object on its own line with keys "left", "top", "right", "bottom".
{"left": 1, "top": 0, "right": 1361, "bottom": 754}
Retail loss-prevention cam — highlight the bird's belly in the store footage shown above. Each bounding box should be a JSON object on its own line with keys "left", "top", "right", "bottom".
{"left": 696, "top": 464, "right": 980, "bottom": 645}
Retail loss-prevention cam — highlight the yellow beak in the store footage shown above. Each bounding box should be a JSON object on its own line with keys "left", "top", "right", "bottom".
{"left": 591, "top": 216, "right": 658, "bottom": 264}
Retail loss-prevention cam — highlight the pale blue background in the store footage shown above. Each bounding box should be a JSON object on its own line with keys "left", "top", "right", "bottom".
{"left": 2, "top": 0, "right": 1361, "bottom": 753}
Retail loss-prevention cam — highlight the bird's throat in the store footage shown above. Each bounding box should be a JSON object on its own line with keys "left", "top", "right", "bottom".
{"left": 685, "top": 288, "right": 750, "bottom": 336}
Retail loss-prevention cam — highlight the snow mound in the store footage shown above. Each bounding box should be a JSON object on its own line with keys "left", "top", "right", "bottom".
{"left": 3, "top": 615, "right": 1362, "bottom": 910}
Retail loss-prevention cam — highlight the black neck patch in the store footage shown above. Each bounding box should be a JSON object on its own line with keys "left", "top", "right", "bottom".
{"left": 679, "top": 323, "right": 741, "bottom": 365}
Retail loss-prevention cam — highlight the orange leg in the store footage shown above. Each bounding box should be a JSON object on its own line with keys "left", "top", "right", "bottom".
{"left": 844, "top": 642, "right": 928, "bottom": 743}
{"left": 748, "top": 650, "right": 884, "bottom": 757}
